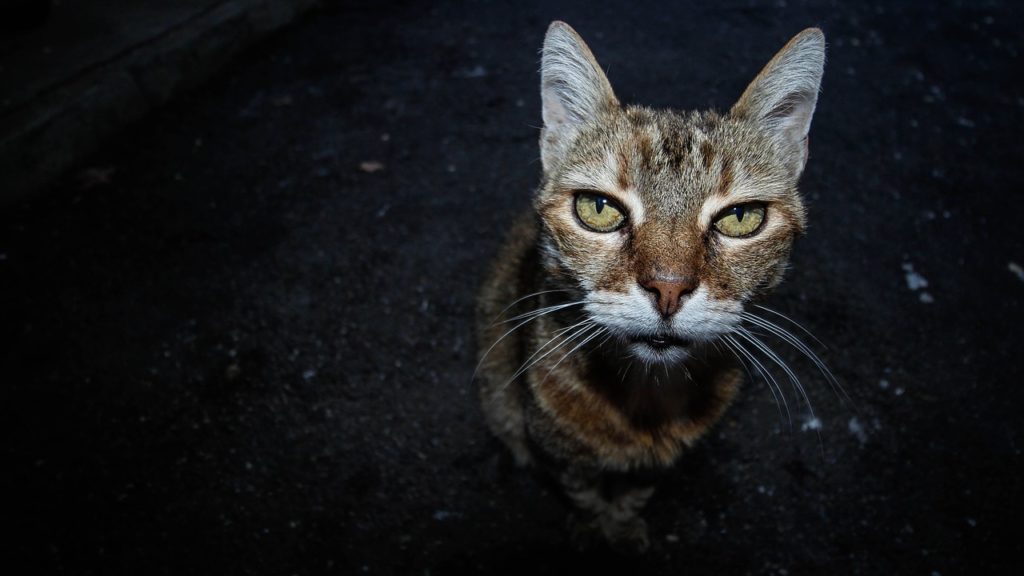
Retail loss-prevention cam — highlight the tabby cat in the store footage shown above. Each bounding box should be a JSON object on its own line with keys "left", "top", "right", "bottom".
{"left": 476, "top": 22, "right": 826, "bottom": 551}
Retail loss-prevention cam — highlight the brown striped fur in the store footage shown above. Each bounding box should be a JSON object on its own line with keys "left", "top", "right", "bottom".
{"left": 476, "top": 22, "right": 825, "bottom": 551}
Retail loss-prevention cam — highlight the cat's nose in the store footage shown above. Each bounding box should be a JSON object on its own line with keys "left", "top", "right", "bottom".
{"left": 639, "top": 275, "right": 698, "bottom": 318}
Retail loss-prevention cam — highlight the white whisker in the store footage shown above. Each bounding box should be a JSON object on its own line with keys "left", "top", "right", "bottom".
{"left": 503, "top": 320, "right": 597, "bottom": 390}
{"left": 475, "top": 305, "right": 578, "bottom": 378}
{"left": 498, "top": 300, "right": 584, "bottom": 325}
{"left": 752, "top": 304, "right": 827, "bottom": 349}
{"left": 742, "top": 311, "right": 849, "bottom": 404}
{"left": 543, "top": 326, "right": 607, "bottom": 381}
{"left": 723, "top": 334, "right": 791, "bottom": 426}
{"left": 494, "top": 289, "right": 571, "bottom": 319}
{"left": 736, "top": 328, "right": 816, "bottom": 424}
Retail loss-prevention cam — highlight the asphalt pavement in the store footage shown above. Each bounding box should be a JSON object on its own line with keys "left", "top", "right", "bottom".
{"left": 2, "top": 1, "right": 1022, "bottom": 574}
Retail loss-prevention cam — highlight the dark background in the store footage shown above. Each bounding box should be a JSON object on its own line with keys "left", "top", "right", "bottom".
{"left": 3, "top": 0, "right": 1022, "bottom": 574}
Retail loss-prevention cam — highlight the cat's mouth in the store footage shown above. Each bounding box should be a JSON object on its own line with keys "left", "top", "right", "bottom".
{"left": 633, "top": 333, "right": 691, "bottom": 350}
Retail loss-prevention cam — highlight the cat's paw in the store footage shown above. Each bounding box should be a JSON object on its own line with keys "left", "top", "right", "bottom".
{"left": 566, "top": 513, "right": 604, "bottom": 551}
{"left": 567, "top": 513, "right": 651, "bottom": 554}
{"left": 600, "top": 515, "right": 650, "bottom": 554}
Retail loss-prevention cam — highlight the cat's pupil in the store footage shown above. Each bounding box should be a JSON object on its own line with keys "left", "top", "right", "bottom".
{"left": 595, "top": 197, "right": 605, "bottom": 214}
{"left": 734, "top": 205, "right": 745, "bottom": 222}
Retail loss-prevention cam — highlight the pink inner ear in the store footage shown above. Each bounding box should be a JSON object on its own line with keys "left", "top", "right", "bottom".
{"left": 541, "top": 90, "right": 572, "bottom": 129}
{"left": 766, "top": 91, "right": 807, "bottom": 121}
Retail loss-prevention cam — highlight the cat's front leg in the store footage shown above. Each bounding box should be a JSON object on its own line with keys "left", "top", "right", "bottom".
{"left": 559, "top": 468, "right": 654, "bottom": 553}
{"left": 597, "top": 484, "right": 655, "bottom": 553}
{"left": 559, "top": 467, "right": 611, "bottom": 549}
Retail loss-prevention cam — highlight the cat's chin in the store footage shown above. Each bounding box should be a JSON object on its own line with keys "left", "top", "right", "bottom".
{"left": 626, "top": 340, "right": 691, "bottom": 365}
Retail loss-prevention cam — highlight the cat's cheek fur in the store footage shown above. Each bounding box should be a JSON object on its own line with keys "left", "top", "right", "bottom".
{"left": 584, "top": 285, "right": 663, "bottom": 336}
{"left": 706, "top": 243, "right": 788, "bottom": 302}
{"left": 669, "top": 286, "right": 744, "bottom": 339}
{"left": 704, "top": 201, "right": 803, "bottom": 300}
{"left": 538, "top": 195, "right": 632, "bottom": 290}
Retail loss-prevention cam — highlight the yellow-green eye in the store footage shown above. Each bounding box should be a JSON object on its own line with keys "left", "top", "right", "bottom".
{"left": 713, "top": 204, "right": 766, "bottom": 237}
{"left": 574, "top": 192, "right": 626, "bottom": 232}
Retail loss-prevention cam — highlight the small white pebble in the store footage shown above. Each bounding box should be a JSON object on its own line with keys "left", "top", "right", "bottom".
{"left": 665, "top": 533, "right": 679, "bottom": 543}
{"left": 902, "top": 262, "right": 929, "bottom": 291}
{"left": 955, "top": 116, "right": 976, "bottom": 128}
{"left": 848, "top": 417, "right": 868, "bottom": 445}
{"left": 894, "top": 387, "right": 905, "bottom": 396}
{"left": 919, "top": 292, "right": 935, "bottom": 303}
{"left": 801, "top": 417, "right": 822, "bottom": 432}
{"left": 879, "top": 378, "right": 890, "bottom": 389}
{"left": 1009, "top": 262, "right": 1024, "bottom": 282}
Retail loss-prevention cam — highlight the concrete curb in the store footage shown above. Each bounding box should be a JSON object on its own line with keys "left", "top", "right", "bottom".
{"left": 0, "top": 0, "right": 318, "bottom": 205}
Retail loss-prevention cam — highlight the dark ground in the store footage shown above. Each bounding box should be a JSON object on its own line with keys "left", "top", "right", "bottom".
{"left": 3, "top": 1, "right": 1023, "bottom": 574}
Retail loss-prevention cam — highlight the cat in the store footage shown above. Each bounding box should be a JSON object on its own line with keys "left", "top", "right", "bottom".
{"left": 475, "top": 21, "right": 826, "bottom": 551}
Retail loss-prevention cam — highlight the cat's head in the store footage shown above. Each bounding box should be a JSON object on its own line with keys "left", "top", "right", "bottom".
{"left": 534, "top": 22, "right": 825, "bottom": 364}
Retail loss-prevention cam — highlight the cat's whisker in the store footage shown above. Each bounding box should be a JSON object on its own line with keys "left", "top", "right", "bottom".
{"left": 475, "top": 305, "right": 587, "bottom": 380}
{"left": 722, "top": 334, "right": 791, "bottom": 426}
{"left": 741, "top": 311, "right": 850, "bottom": 405}
{"left": 727, "top": 337, "right": 787, "bottom": 424}
{"left": 512, "top": 319, "right": 598, "bottom": 379}
{"left": 531, "top": 317, "right": 595, "bottom": 359}
{"left": 752, "top": 304, "right": 827, "bottom": 349}
{"left": 543, "top": 325, "right": 607, "bottom": 382}
{"left": 493, "top": 289, "right": 572, "bottom": 320}
{"left": 502, "top": 319, "right": 597, "bottom": 390}
{"left": 498, "top": 300, "right": 585, "bottom": 325}
{"left": 737, "top": 325, "right": 828, "bottom": 458}
{"left": 474, "top": 315, "right": 542, "bottom": 379}
{"left": 735, "top": 328, "right": 816, "bottom": 424}
{"left": 475, "top": 307, "right": 580, "bottom": 378}
{"left": 617, "top": 358, "right": 634, "bottom": 386}
{"left": 496, "top": 297, "right": 617, "bottom": 326}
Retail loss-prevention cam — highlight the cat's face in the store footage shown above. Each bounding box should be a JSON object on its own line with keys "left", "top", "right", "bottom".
{"left": 535, "top": 23, "right": 824, "bottom": 364}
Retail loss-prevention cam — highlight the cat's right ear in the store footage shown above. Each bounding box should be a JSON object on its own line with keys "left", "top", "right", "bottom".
{"left": 540, "top": 21, "right": 619, "bottom": 172}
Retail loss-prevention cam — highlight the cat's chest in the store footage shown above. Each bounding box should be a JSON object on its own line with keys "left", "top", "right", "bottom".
{"left": 525, "top": 348, "right": 742, "bottom": 470}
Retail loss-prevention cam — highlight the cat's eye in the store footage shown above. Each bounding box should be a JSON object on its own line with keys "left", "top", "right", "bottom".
{"left": 713, "top": 203, "right": 766, "bottom": 237}
{"left": 574, "top": 192, "right": 626, "bottom": 232}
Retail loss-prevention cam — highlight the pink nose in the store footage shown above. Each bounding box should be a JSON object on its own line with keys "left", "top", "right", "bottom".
{"left": 639, "top": 275, "right": 698, "bottom": 317}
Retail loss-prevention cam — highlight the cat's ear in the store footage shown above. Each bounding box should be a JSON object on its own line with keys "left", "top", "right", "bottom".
{"left": 730, "top": 28, "right": 825, "bottom": 177}
{"left": 540, "top": 21, "right": 619, "bottom": 172}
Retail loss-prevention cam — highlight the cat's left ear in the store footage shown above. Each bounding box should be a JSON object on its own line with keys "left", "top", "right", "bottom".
{"left": 730, "top": 28, "right": 825, "bottom": 178}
